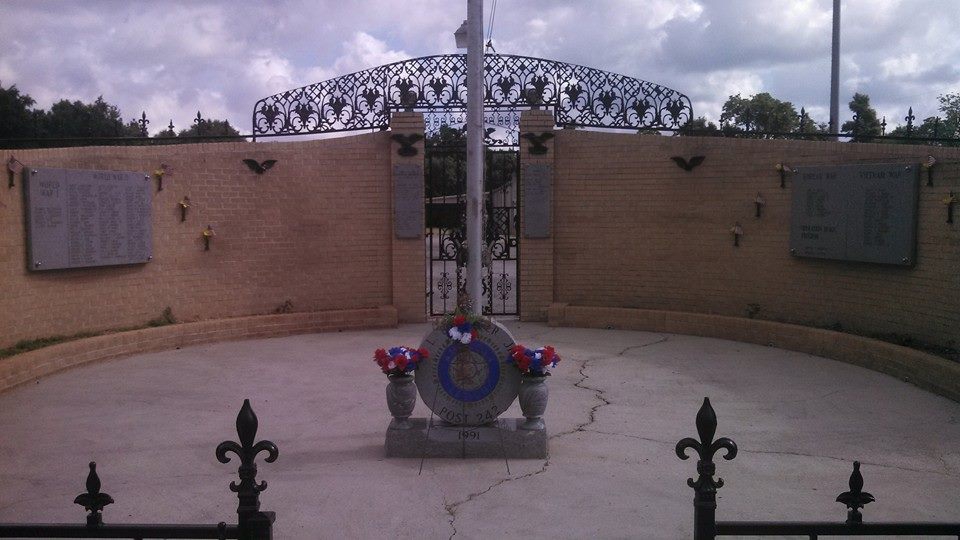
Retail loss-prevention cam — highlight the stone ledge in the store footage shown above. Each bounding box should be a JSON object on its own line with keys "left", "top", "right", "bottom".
{"left": 0, "top": 306, "right": 398, "bottom": 393}
{"left": 385, "top": 418, "right": 547, "bottom": 459}
{"left": 548, "top": 303, "right": 960, "bottom": 403}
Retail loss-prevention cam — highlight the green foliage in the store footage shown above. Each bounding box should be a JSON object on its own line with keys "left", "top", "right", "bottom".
{"left": 677, "top": 116, "right": 720, "bottom": 136}
{"left": 720, "top": 92, "right": 799, "bottom": 136}
{"left": 0, "top": 308, "right": 177, "bottom": 359}
{"left": 887, "top": 92, "right": 960, "bottom": 145}
{"left": 841, "top": 93, "right": 882, "bottom": 142}
{"left": 147, "top": 307, "right": 177, "bottom": 327}
{"left": 175, "top": 119, "right": 242, "bottom": 142}
{"left": 0, "top": 332, "right": 100, "bottom": 359}
{"left": 42, "top": 96, "right": 129, "bottom": 140}
{"left": 0, "top": 82, "right": 39, "bottom": 144}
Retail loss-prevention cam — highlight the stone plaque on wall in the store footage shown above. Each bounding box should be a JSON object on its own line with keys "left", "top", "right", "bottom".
{"left": 522, "top": 163, "right": 551, "bottom": 238}
{"left": 789, "top": 163, "right": 919, "bottom": 266}
{"left": 394, "top": 164, "right": 423, "bottom": 239}
{"left": 24, "top": 167, "right": 152, "bottom": 271}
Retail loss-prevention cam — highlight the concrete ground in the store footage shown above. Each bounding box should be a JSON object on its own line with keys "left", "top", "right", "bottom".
{"left": 0, "top": 321, "right": 958, "bottom": 539}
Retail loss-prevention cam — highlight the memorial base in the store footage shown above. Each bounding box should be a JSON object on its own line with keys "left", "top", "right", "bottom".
{"left": 385, "top": 418, "right": 547, "bottom": 459}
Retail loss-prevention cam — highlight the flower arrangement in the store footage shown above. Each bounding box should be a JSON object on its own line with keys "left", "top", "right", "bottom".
{"left": 447, "top": 314, "right": 478, "bottom": 344}
{"left": 374, "top": 346, "right": 428, "bottom": 376}
{"left": 775, "top": 162, "right": 793, "bottom": 188}
{"left": 509, "top": 344, "right": 561, "bottom": 376}
{"left": 153, "top": 163, "right": 170, "bottom": 191}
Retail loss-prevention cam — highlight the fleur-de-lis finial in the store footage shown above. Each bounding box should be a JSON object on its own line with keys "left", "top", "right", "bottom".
{"left": 836, "top": 461, "right": 875, "bottom": 524}
{"left": 676, "top": 397, "right": 738, "bottom": 494}
{"left": 73, "top": 462, "right": 114, "bottom": 526}
{"left": 216, "top": 400, "right": 278, "bottom": 524}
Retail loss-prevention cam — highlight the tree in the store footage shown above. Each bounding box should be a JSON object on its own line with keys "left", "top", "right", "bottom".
{"left": 41, "top": 96, "right": 130, "bottom": 140}
{"left": 0, "top": 82, "right": 40, "bottom": 144}
{"left": 677, "top": 116, "right": 719, "bottom": 136}
{"left": 841, "top": 93, "right": 881, "bottom": 142}
{"left": 886, "top": 94, "right": 960, "bottom": 146}
{"left": 719, "top": 92, "right": 799, "bottom": 136}
{"left": 176, "top": 119, "right": 242, "bottom": 142}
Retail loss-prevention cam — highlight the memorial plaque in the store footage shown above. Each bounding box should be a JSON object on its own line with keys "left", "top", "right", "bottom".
{"left": 24, "top": 167, "right": 152, "bottom": 271}
{"left": 416, "top": 320, "right": 520, "bottom": 426}
{"left": 393, "top": 164, "right": 424, "bottom": 239}
{"left": 790, "top": 163, "right": 918, "bottom": 266}
{"left": 522, "top": 163, "right": 551, "bottom": 238}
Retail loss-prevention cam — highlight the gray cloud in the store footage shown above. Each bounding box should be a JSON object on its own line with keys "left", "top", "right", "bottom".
{"left": 1, "top": 0, "right": 958, "bottom": 134}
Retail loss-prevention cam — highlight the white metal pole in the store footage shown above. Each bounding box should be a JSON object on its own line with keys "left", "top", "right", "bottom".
{"left": 466, "top": 0, "right": 484, "bottom": 314}
{"left": 830, "top": 0, "right": 840, "bottom": 135}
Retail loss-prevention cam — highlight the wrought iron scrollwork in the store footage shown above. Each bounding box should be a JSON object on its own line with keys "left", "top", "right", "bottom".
{"left": 252, "top": 54, "right": 692, "bottom": 137}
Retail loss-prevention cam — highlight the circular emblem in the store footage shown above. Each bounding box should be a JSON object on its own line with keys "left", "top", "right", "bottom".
{"left": 417, "top": 319, "right": 519, "bottom": 426}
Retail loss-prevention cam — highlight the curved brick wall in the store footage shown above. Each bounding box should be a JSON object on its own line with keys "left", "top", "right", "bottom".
{"left": 0, "top": 125, "right": 426, "bottom": 350}
{"left": 539, "top": 131, "right": 959, "bottom": 351}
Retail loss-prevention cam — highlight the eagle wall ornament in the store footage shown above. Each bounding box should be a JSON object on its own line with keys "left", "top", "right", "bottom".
{"left": 390, "top": 134, "right": 423, "bottom": 157}
{"left": 521, "top": 132, "right": 554, "bottom": 155}
{"left": 242, "top": 159, "right": 277, "bottom": 174}
{"left": 670, "top": 155, "right": 705, "bottom": 171}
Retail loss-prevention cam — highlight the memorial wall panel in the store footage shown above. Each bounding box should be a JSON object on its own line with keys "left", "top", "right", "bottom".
{"left": 24, "top": 167, "right": 152, "bottom": 271}
{"left": 789, "top": 163, "right": 918, "bottom": 266}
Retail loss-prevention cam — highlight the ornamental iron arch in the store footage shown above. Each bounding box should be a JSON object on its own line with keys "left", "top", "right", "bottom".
{"left": 251, "top": 54, "right": 692, "bottom": 139}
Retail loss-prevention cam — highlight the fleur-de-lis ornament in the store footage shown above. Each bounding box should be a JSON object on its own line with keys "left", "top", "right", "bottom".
{"left": 676, "top": 398, "right": 739, "bottom": 494}
{"left": 676, "top": 398, "right": 738, "bottom": 540}
{"left": 216, "top": 399, "right": 279, "bottom": 526}
{"left": 836, "top": 461, "right": 875, "bottom": 524}
{"left": 73, "top": 462, "right": 114, "bottom": 526}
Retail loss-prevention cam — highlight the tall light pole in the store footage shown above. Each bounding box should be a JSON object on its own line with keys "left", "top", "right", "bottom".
{"left": 830, "top": 0, "right": 841, "bottom": 135}
{"left": 455, "top": 0, "right": 485, "bottom": 315}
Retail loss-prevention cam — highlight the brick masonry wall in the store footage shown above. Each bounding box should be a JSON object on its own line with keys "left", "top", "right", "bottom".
{"left": 0, "top": 134, "right": 400, "bottom": 349}
{"left": 548, "top": 132, "right": 960, "bottom": 349}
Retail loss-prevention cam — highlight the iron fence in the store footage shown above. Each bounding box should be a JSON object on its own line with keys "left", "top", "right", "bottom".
{"left": 0, "top": 399, "right": 277, "bottom": 540}
{"left": 3, "top": 103, "right": 958, "bottom": 148}
{"left": 677, "top": 398, "right": 960, "bottom": 539}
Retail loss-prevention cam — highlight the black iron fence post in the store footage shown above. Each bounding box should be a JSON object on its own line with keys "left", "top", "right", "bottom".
{"left": 216, "top": 399, "right": 279, "bottom": 540}
{"left": 676, "top": 397, "right": 738, "bottom": 540}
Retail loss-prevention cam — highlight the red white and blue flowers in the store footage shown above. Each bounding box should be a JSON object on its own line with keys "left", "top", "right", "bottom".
{"left": 509, "top": 344, "right": 561, "bottom": 376}
{"left": 374, "top": 346, "right": 429, "bottom": 376}
{"left": 447, "top": 314, "right": 478, "bottom": 344}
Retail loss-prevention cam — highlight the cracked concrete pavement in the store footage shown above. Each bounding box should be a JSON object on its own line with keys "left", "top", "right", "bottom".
{"left": 0, "top": 321, "right": 958, "bottom": 539}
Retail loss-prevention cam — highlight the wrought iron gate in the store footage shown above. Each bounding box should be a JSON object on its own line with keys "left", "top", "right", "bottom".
{"left": 426, "top": 145, "right": 519, "bottom": 316}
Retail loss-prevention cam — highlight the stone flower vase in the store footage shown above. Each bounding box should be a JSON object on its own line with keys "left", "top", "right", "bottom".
{"left": 518, "top": 374, "right": 549, "bottom": 430}
{"left": 386, "top": 373, "right": 417, "bottom": 429}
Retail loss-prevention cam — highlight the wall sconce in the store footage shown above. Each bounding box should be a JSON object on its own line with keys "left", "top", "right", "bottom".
{"left": 178, "top": 196, "right": 190, "bottom": 222}
{"left": 921, "top": 155, "right": 936, "bottom": 186}
{"left": 731, "top": 222, "right": 743, "bottom": 247}
{"left": 754, "top": 192, "right": 765, "bottom": 218}
{"left": 202, "top": 225, "right": 215, "bottom": 251}
{"left": 6, "top": 156, "right": 23, "bottom": 188}
{"left": 944, "top": 191, "right": 957, "bottom": 224}
{"left": 775, "top": 163, "right": 793, "bottom": 188}
{"left": 153, "top": 163, "right": 170, "bottom": 192}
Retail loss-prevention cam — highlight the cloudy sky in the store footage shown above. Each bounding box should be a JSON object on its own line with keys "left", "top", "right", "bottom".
{"left": 2, "top": 0, "right": 958, "bottom": 135}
